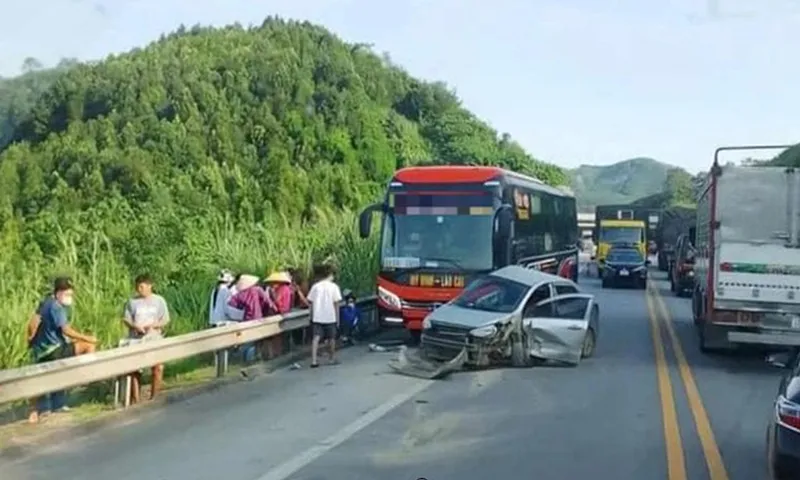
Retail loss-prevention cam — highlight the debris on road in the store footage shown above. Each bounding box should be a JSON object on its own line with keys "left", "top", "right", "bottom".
{"left": 388, "top": 345, "right": 467, "bottom": 380}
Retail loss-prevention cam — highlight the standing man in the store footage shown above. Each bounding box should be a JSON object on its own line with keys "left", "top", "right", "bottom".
{"left": 28, "top": 277, "right": 97, "bottom": 423}
{"left": 122, "top": 274, "right": 170, "bottom": 403}
{"left": 307, "top": 264, "right": 343, "bottom": 368}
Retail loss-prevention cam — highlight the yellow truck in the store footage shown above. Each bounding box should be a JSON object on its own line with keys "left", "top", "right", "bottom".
{"left": 596, "top": 219, "right": 647, "bottom": 273}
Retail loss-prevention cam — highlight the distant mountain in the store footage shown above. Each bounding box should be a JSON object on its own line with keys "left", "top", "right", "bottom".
{"left": 569, "top": 157, "right": 682, "bottom": 209}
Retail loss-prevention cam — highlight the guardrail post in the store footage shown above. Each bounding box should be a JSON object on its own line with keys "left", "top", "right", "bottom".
{"left": 113, "top": 374, "right": 133, "bottom": 409}
{"left": 214, "top": 349, "right": 229, "bottom": 378}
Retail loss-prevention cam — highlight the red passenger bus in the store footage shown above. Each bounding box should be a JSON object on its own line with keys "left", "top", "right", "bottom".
{"left": 358, "top": 166, "right": 579, "bottom": 341}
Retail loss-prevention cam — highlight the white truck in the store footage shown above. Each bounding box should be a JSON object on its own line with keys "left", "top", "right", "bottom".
{"left": 693, "top": 151, "right": 800, "bottom": 353}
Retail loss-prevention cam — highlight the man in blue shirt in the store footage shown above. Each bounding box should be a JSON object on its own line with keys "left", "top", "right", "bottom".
{"left": 27, "top": 277, "right": 97, "bottom": 423}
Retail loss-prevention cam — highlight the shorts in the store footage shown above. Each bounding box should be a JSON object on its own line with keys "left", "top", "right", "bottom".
{"left": 313, "top": 322, "right": 337, "bottom": 340}
{"left": 36, "top": 343, "right": 76, "bottom": 363}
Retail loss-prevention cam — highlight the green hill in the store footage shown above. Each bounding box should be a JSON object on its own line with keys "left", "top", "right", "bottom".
{"left": 0, "top": 18, "right": 565, "bottom": 368}
{"left": 765, "top": 144, "right": 800, "bottom": 166}
{"left": 569, "top": 157, "right": 676, "bottom": 208}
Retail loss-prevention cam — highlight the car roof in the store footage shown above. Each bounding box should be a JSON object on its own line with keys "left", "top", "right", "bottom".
{"left": 490, "top": 265, "right": 566, "bottom": 287}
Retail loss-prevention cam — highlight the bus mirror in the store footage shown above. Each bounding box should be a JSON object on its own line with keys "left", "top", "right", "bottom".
{"left": 496, "top": 204, "right": 513, "bottom": 236}
{"left": 358, "top": 203, "right": 383, "bottom": 239}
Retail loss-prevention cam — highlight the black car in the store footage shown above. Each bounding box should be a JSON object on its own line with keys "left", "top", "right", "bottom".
{"left": 601, "top": 246, "right": 649, "bottom": 289}
{"left": 767, "top": 348, "right": 800, "bottom": 479}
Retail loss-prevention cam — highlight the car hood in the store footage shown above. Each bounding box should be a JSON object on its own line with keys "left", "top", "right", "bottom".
{"left": 428, "top": 304, "right": 512, "bottom": 329}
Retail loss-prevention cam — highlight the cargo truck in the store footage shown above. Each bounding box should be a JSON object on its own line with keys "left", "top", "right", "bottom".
{"left": 693, "top": 145, "right": 800, "bottom": 353}
{"left": 593, "top": 205, "right": 658, "bottom": 275}
{"left": 655, "top": 206, "right": 697, "bottom": 271}
{"left": 594, "top": 205, "right": 660, "bottom": 244}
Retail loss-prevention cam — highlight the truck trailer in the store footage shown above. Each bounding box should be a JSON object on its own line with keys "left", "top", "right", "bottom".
{"left": 693, "top": 149, "right": 800, "bottom": 353}
{"left": 655, "top": 206, "right": 697, "bottom": 271}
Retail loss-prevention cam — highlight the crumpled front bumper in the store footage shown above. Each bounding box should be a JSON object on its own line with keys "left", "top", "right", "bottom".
{"left": 388, "top": 345, "right": 468, "bottom": 379}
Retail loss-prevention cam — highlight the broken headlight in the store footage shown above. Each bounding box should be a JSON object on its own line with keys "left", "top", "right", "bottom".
{"left": 470, "top": 325, "right": 498, "bottom": 338}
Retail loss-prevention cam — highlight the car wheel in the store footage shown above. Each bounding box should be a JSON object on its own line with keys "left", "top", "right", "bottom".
{"left": 581, "top": 327, "right": 596, "bottom": 359}
{"left": 510, "top": 333, "right": 534, "bottom": 368}
{"left": 640, "top": 279, "right": 648, "bottom": 290}
{"left": 407, "top": 330, "right": 421, "bottom": 346}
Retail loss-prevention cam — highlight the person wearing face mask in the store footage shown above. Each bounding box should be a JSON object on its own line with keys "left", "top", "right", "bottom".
{"left": 27, "top": 277, "right": 97, "bottom": 423}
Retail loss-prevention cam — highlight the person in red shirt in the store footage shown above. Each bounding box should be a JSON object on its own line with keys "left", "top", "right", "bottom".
{"left": 265, "top": 271, "right": 293, "bottom": 314}
{"left": 228, "top": 274, "right": 276, "bottom": 363}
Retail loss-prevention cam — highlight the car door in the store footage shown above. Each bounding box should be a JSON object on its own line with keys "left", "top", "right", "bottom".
{"left": 522, "top": 294, "right": 594, "bottom": 365}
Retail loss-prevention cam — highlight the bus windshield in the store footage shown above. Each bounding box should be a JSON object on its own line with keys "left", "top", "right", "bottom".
{"left": 380, "top": 192, "right": 495, "bottom": 271}
{"left": 600, "top": 226, "right": 642, "bottom": 244}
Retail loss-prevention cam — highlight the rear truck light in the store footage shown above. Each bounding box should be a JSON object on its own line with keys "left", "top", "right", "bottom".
{"left": 777, "top": 396, "right": 800, "bottom": 431}
{"left": 378, "top": 286, "right": 402, "bottom": 310}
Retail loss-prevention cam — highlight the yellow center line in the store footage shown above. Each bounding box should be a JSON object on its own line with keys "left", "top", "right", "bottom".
{"left": 651, "top": 285, "right": 730, "bottom": 480}
{"left": 645, "top": 282, "right": 687, "bottom": 480}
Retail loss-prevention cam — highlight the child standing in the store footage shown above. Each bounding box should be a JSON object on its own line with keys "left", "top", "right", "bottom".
{"left": 339, "top": 290, "right": 360, "bottom": 345}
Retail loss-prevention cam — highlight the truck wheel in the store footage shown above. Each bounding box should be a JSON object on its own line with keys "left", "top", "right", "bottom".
{"left": 698, "top": 323, "right": 725, "bottom": 355}
{"left": 511, "top": 333, "right": 534, "bottom": 367}
{"left": 698, "top": 324, "right": 715, "bottom": 354}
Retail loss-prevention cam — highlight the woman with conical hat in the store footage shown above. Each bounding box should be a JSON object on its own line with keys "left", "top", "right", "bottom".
{"left": 264, "top": 271, "right": 293, "bottom": 314}
{"left": 227, "top": 273, "right": 276, "bottom": 363}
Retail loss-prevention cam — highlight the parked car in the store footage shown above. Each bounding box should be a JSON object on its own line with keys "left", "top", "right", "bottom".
{"left": 601, "top": 245, "right": 649, "bottom": 289}
{"left": 419, "top": 266, "right": 599, "bottom": 368}
{"left": 766, "top": 349, "right": 800, "bottom": 479}
{"left": 669, "top": 233, "right": 695, "bottom": 297}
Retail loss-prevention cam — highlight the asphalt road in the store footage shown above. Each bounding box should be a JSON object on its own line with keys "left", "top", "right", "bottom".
{"left": 1, "top": 269, "right": 784, "bottom": 480}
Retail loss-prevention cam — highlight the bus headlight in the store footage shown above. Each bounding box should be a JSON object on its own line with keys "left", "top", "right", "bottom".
{"left": 378, "top": 286, "right": 402, "bottom": 310}
{"left": 470, "top": 325, "right": 497, "bottom": 338}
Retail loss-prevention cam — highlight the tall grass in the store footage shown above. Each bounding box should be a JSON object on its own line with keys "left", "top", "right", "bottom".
{"left": 0, "top": 208, "right": 379, "bottom": 370}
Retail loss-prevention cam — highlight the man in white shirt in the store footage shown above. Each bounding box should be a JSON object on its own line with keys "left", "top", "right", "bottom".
{"left": 307, "top": 264, "right": 343, "bottom": 367}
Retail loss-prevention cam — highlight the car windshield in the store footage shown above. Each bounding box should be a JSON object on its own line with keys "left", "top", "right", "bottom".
{"left": 607, "top": 249, "right": 644, "bottom": 263}
{"left": 600, "top": 227, "right": 642, "bottom": 244}
{"left": 380, "top": 194, "right": 495, "bottom": 271}
{"left": 451, "top": 275, "right": 528, "bottom": 313}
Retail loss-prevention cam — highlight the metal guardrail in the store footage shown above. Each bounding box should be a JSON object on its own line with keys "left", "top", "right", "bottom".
{"left": 0, "top": 296, "right": 378, "bottom": 406}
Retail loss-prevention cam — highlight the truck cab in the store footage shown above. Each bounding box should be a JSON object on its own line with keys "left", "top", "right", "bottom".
{"left": 596, "top": 219, "right": 647, "bottom": 273}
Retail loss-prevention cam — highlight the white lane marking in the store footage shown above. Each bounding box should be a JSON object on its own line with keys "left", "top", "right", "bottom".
{"left": 253, "top": 379, "right": 434, "bottom": 480}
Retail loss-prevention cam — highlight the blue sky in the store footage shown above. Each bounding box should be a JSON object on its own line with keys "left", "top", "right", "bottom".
{"left": 2, "top": 0, "right": 799, "bottom": 173}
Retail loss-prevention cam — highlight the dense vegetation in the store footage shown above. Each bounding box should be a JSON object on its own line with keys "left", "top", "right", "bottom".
{"left": 766, "top": 144, "right": 800, "bottom": 166}
{"left": 568, "top": 157, "right": 685, "bottom": 209}
{"left": 0, "top": 18, "right": 566, "bottom": 369}
{"left": 630, "top": 167, "right": 699, "bottom": 209}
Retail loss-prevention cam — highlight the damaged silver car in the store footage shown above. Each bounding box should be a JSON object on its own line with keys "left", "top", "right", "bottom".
{"left": 419, "top": 265, "right": 599, "bottom": 368}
